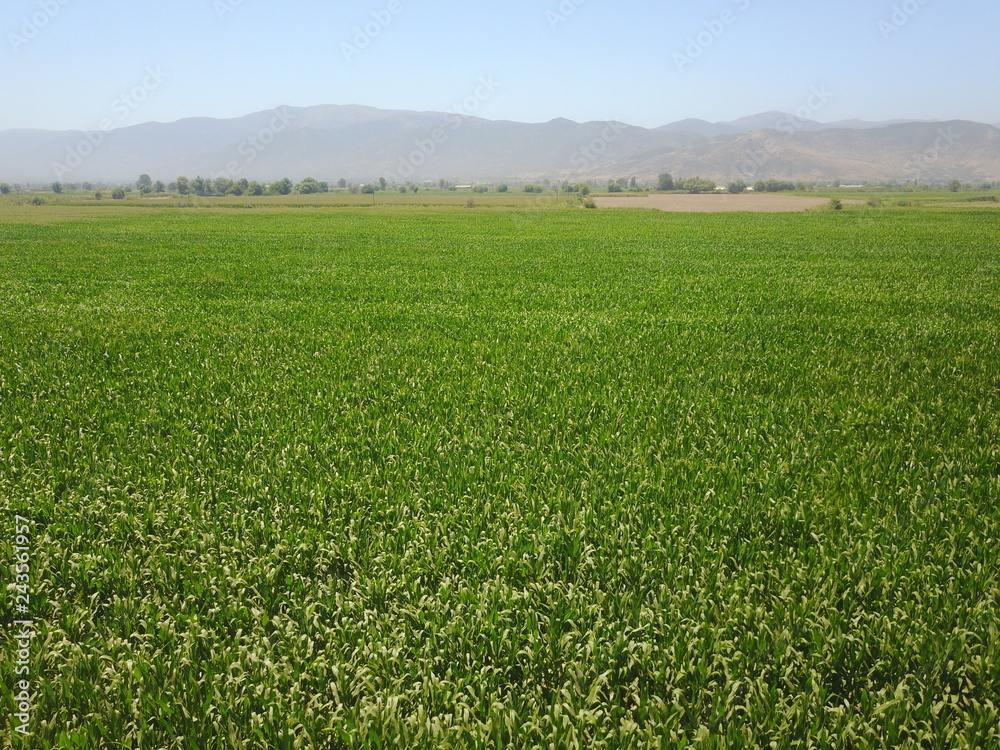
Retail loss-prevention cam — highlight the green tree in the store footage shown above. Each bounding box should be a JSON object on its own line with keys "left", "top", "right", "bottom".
{"left": 213, "top": 178, "right": 233, "bottom": 196}
{"left": 52, "top": 182, "right": 62, "bottom": 194}
{"left": 175, "top": 176, "right": 190, "bottom": 195}
{"left": 680, "top": 177, "right": 716, "bottom": 194}
{"left": 296, "top": 177, "right": 324, "bottom": 194}
{"left": 268, "top": 178, "right": 293, "bottom": 195}
{"left": 1, "top": 183, "right": 13, "bottom": 194}
{"left": 379, "top": 177, "right": 387, "bottom": 191}
{"left": 111, "top": 188, "right": 125, "bottom": 199}
{"left": 577, "top": 183, "right": 591, "bottom": 197}
{"left": 137, "top": 174, "right": 152, "bottom": 190}
{"left": 338, "top": 178, "right": 347, "bottom": 189}
{"left": 948, "top": 179, "right": 961, "bottom": 192}
{"left": 753, "top": 179, "right": 795, "bottom": 193}
{"left": 727, "top": 181, "right": 747, "bottom": 194}
{"left": 497, "top": 184, "right": 508, "bottom": 193}
{"left": 657, "top": 173, "right": 674, "bottom": 191}
{"left": 607, "top": 180, "right": 623, "bottom": 193}
{"left": 246, "top": 182, "right": 264, "bottom": 196}
{"left": 153, "top": 181, "right": 165, "bottom": 193}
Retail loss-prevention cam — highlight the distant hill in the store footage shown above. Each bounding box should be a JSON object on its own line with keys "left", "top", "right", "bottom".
{"left": 655, "top": 118, "right": 739, "bottom": 138}
{"left": 1, "top": 105, "right": 997, "bottom": 185}
{"left": 656, "top": 113, "right": 939, "bottom": 136}
{"left": 584, "top": 121, "right": 1000, "bottom": 185}
{"left": 824, "top": 118, "right": 939, "bottom": 130}
{"left": 725, "top": 111, "right": 826, "bottom": 133}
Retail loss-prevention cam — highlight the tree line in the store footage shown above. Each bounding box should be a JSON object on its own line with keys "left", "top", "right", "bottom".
{"left": 7, "top": 175, "right": 998, "bottom": 200}
{"left": 173, "top": 176, "right": 325, "bottom": 197}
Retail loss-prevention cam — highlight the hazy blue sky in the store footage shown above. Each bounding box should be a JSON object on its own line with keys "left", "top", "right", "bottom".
{"left": 4, "top": 0, "right": 999, "bottom": 131}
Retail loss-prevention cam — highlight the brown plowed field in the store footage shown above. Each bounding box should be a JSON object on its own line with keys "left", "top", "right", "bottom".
{"left": 594, "top": 193, "right": 855, "bottom": 212}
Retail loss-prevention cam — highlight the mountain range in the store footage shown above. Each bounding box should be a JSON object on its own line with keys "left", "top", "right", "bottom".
{"left": 1, "top": 105, "right": 998, "bottom": 185}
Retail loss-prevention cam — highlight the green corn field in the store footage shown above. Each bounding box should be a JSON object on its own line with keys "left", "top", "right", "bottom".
{"left": 1, "top": 201, "right": 998, "bottom": 748}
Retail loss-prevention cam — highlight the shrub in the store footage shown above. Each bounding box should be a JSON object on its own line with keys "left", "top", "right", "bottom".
{"left": 679, "top": 177, "right": 717, "bottom": 194}
{"left": 754, "top": 179, "right": 796, "bottom": 193}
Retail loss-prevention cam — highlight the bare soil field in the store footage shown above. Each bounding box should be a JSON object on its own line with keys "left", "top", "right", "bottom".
{"left": 595, "top": 193, "right": 851, "bottom": 212}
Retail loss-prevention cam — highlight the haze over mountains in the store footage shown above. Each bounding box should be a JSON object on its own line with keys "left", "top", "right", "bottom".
{"left": 1, "top": 105, "right": 998, "bottom": 186}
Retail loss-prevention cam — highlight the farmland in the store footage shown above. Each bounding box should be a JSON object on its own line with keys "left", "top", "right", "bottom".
{"left": 1, "top": 201, "right": 999, "bottom": 748}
